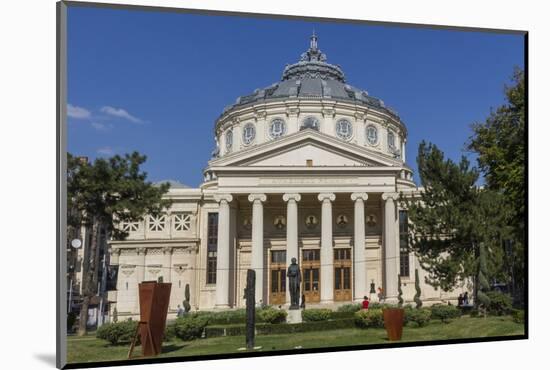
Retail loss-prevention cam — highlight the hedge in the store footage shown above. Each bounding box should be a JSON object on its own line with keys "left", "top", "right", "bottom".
{"left": 302, "top": 309, "right": 332, "bottom": 322}
{"left": 354, "top": 309, "right": 384, "bottom": 329}
{"left": 337, "top": 303, "right": 362, "bottom": 313}
{"left": 174, "top": 316, "right": 208, "bottom": 340}
{"left": 404, "top": 308, "right": 431, "bottom": 327}
{"left": 430, "top": 304, "right": 461, "bottom": 323}
{"left": 204, "top": 319, "right": 356, "bottom": 338}
{"left": 96, "top": 320, "right": 139, "bottom": 345}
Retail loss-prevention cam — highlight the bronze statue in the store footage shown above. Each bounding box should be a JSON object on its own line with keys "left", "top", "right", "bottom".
{"left": 287, "top": 257, "right": 302, "bottom": 309}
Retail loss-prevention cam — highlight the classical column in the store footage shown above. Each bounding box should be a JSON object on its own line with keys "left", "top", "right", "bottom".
{"left": 215, "top": 194, "right": 233, "bottom": 308}
{"left": 283, "top": 193, "right": 301, "bottom": 304}
{"left": 162, "top": 247, "right": 173, "bottom": 283}
{"left": 318, "top": 193, "right": 335, "bottom": 303}
{"left": 351, "top": 193, "right": 368, "bottom": 302}
{"left": 248, "top": 193, "right": 267, "bottom": 304}
{"left": 135, "top": 247, "right": 146, "bottom": 314}
{"left": 382, "top": 192, "right": 399, "bottom": 302}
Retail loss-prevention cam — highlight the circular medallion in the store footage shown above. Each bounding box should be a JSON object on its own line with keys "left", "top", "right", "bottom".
{"left": 336, "top": 214, "right": 349, "bottom": 228}
{"left": 366, "top": 125, "right": 378, "bottom": 145}
{"left": 366, "top": 214, "right": 377, "bottom": 227}
{"left": 335, "top": 119, "right": 353, "bottom": 141}
{"left": 269, "top": 118, "right": 286, "bottom": 139}
{"left": 304, "top": 214, "right": 319, "bottom": 229}
{"left": 273, "top": 215, "right": 286, "bottom": 230}
{"left": 242, "top": 123, "right": 256, "bottom": 145}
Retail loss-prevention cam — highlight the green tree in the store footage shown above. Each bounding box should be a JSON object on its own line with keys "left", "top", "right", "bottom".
{"left": 68, "top": 152, "right": 171, "bottom": 336}
{"left": 476, "top": 243, "right": 491, "bottom": 316}
{"left": 402, "top": 142, "right": 507, "bottom": 298}
{"left": 468, "top": 68, "right": 525, "bottom": 303}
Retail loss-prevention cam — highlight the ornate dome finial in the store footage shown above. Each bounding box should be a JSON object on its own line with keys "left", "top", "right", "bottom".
{"left": 310, "top": 29, "right": 318, "bottom": 51}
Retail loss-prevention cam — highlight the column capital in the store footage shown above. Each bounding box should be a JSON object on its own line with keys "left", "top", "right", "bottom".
{"left": 351, "top": 192, "right": 369, "bottom": 202}
{"left": 248, "top": 193, "right": 267, "bottom": 203}
{"left": 382, "top": 192, "right": 398, "bottom": 201}
{"left": 283, "top": 193, "right": 301, "bottom": 202}
{"left": 317, "top": 193, "right": 336, "bottom": 202}
{"left": 214, "top": 193, "right": 233, "bottom": 203}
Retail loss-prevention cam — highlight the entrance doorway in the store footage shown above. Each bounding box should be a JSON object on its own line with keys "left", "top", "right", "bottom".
{"left": 334, "top": 248, "right": 352, "bottom": 301}
{"left": 269, "top": 250, "right": 286, "bottom": 305}
{"left": 302, "top": 249, "right": 320, "bottom": 303}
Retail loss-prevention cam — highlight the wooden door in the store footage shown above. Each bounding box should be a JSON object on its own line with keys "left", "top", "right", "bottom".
{"left": 334, "top": 248, "right": 352, "bottom": 301}
{"left": 302, "top": 249, "right": 320, "bottom": 303}
{"left": 269, "top": 250, "right": 286, "bottom": 305}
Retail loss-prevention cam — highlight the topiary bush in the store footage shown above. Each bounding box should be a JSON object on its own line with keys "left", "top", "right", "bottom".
{"left": 397, "top": 274, "right": 404, "bottom": 307}
{"left": 413, "top": 269, "right": 423, "bottom": 309}
{"left": 354, "top": 309, "right": 384, "bottom": 329}
{"left": 183, "top": 284, "right": 191, "bottom": 313}
{"left": 405, "top": 308, "right": 431, "bottom": 327}
{"left": 430, "top": 304, "right": 461, "bottom": 323}
{"left": 96, "top": 320, "right": 139, "bottom": 345}
{"left": 174, "top": 316, "right": 208, "bottom": 341}
{"left": 257, "top": 307, "right": 287, "bottom": 324}
{"left": 302, "top": 308, "right": 332, "bottom": 322}
{"left": 337, "top": 303, "right": 362, "bottom": 313}
{"left": 486, "top": 291, "right": 513, "bottom": 316}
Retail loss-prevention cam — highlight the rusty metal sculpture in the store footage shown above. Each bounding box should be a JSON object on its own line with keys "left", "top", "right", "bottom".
{"left": 128, "top": 281, "right": 172, "bottom": 358}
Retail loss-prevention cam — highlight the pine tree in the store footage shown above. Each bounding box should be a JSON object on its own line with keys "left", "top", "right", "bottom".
{"left": 402, "top": 142, "right": 507, "bottom": 293}
{"left": 413, "top": 269, "right": 422, "bottom": 309}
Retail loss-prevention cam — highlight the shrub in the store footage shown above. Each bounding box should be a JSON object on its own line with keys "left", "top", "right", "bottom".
{"left": 430, "top": 304, "right": 461, "bottom": 323}
{"left": 511, "top": 309, "right": 525, "bottom": 323}
{"left": 354, "top": 309, "right": 384, "bottom": 329}
{"left": 469, "top": 309, "right": 480, "bottom": 318}
{"left": 302, "top": 309, "right": 332, "bottom": 322}
{"left": 257, "top": 307, "right": 287, "bottom": 324}
{"left": 368, "top": 302, "right": 393, "bottom": 310}
{"left": 405, "top": 308, "right": 431, "bottom": 327}
{"left": 486, "top": 291, "right": 513, "bottom": 316}
{"left": 330, "top": 311, "right": 356, "bottom": 320}
{"left": 337, "top": 303, "right": 362, "bottom": 313}
{"left": 164, "top": 323, "right": 177, "bottom": 341}
{"left": 397, "top": 275, "right": 404, "bottom": 307}
{"left": 257, "top": 319, "right": 355, "bottom": 335}
{"left": 174, "top": 316, "right": 208, "bottom": 341}
{"left": 96, "top": 320, "right": 139, "bottom": 345}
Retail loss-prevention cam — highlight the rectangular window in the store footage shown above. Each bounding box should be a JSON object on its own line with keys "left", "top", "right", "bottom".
{"left": 399, "top": 210, "right": 410, "bottom": 277}
{"left": 206, "top": 213, "right": 218, "bottom": 284}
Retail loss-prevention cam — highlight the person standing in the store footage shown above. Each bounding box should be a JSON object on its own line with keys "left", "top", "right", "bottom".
{"left": 362, "top": 296, "right": 370, "bottom": 310}
{"left": 463, "top": 292, "right": 469, "bottom": 305}
{"left": 176, "top": 305, "right": 184, "bottom": 318}
{"left": 377, "top": 287, "right": 384, "bottom": 302}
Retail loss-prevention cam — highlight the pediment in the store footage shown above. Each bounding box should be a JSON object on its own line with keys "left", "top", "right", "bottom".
{"left": 209, "top": 129, "right": 399, "bottom": 169}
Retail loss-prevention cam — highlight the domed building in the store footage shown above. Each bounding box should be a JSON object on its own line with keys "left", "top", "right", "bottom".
{"left": 108, "top": 34, "right": 458, "bottom": 319}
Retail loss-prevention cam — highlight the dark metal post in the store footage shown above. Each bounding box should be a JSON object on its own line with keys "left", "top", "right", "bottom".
{"left": 245, "top": 269, "right": 255, "bottom": 350}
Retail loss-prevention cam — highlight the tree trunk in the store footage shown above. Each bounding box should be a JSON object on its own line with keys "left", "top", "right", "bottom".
{"left": 77, "top": 219, "right": 99, "bottom": 336}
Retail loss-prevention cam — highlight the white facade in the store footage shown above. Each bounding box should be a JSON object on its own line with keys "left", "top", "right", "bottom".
{"left": 108, "top": 34, "right": 462, "bottom": 320}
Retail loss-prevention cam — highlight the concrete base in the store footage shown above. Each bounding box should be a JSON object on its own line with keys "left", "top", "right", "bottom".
{"left": 287, "top": 309, "right": 303, "bottom": 324}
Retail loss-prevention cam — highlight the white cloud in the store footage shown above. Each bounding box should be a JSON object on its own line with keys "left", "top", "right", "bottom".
{"left": 67, "top": 104, "right": 91, "bottom": 119}
{"left": 100, "top": 106, "right": 143, "bottom": 124}
{"left": 91, "top": 122, "right": 112, "bottom": 131}
{"left": 96, "top": 147, "right": 115, "bottom": 156}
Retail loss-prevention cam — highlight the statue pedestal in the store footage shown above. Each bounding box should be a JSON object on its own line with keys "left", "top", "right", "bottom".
{"left": 287, "top": 309, "right": 302, "bottom": 324}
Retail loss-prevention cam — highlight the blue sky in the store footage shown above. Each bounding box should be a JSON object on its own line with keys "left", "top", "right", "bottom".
{"left": 67, "top": 6, "right": 524, "bottom": 187}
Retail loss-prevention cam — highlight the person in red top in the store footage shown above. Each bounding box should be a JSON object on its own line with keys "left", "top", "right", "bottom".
{"left": 362, "top": 296, "right": 370, "bottom": 310}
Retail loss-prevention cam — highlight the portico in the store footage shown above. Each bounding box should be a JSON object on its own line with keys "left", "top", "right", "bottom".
{"left": 212, "top": 187, "right": 401, "bottom": 307}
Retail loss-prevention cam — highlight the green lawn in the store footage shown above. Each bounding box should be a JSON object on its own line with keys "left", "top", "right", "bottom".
{"left": 67, "top": 316, "right": 524, "bottom": 364}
